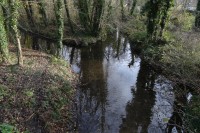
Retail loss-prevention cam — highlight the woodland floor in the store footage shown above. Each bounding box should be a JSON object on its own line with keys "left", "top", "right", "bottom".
{"left": 0, "top": 46, "right": 77, "bottom": 133}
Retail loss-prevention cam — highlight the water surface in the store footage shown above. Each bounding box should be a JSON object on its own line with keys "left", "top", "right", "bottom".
{"left": 21, "top": 32, "right": 176, "bottom": 133}
{"left": 61, "top": 36, "right": 175, "bottom": 133}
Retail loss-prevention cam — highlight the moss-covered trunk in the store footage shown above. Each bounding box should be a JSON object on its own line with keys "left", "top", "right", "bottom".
{"left": 77, "top": 0, "right": 91, "bottom": 33}
{"left": 159, "top": 0, "right": 173, "bottom": 37}
{"left": 55, "top": 0, "right": 64, "bottom": 56}
{"left": 0, "top": 11, "right": 9, "bottom": 63}
{"left": 195, "top": 0, "right": 200, "bottom": 28}
{"left": 1, "top": 4, "right": 9, "bottom": 32}
{"left": 91, "top": 0, "right": 105, "bottom": 36}
{"left": 107, "top": 0, "right": 112, "bottom": 19}
{"left": 9, "top": 0, "right": 23, "bottom": 66}
{"left": 77, "top": 0, "right": 104, "bottom": 36}
{"left": 146, "top": 0, "right": 173, "bottom": 42}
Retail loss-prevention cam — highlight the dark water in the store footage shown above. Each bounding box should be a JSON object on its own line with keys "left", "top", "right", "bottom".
{"left": 61, "top": 34, "right": 176, "bottom": 133}
{"left": 21, "top": 32, "right": 181, "bottom": 133}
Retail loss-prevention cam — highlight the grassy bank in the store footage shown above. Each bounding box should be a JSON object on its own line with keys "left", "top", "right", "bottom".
{"left": 0, "top": 46, "right": 77, "bottom": 133}
{"left": 121, "top": 9, "right": 200, "bottom": 132}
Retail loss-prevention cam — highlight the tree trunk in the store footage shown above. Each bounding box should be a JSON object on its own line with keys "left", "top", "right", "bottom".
{"left": 37, "top": 0, "right": 48, "bottom": 26}
{"left": 77, "top": 0, "right": 91, "bottom": 33}
{"left": 146, "top": 0, "right": 173, "bottom": 41}
{"left": 159, "top": 0, "right": 173, "bottom": 38}
{"left": 91, "top": 0, "right": 105, "bottom": 36}
{"left": 55, "top": 0, "right": 64, "bottom": 56}
{"left": 195, "top": 0, "right": 200, "bottom": 28}
{"left": 9, "top": 0, "right": 23, "bottom": 66}
{"left": 147, "top": 0, "right": 159, "bottom": 41}
{"left": 130, "top": 0, "right": 137, "bottom": 15}
{"left": 64, "top": 0, "right": 74, "bottom": 34}
{"left": 23, "top": 0, "right": 35, "bottom": 28}
{"left": 120, "top": 0, "right": 125, "bottom": 20}
{"left": 0, "top": 11, "right": 9, "bottom": 64}
{"left": 107, "top": 0, "right": 112, "bottom": 19}
{"left": 1, "top": 5, "right": 9, "bottom": 32}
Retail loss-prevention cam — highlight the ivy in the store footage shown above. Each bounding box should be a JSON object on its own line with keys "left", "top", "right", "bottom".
{"left": 146, "top": 0, "right": 174, "bottom": 42}
{"left": 55, "top": 0, "right": 64, "bottom": 55}
{"left": 0, "top": 10, "right": 9, "bottom": 63}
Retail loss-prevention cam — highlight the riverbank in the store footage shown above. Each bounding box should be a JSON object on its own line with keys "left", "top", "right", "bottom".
{"left": 0, "top": 46, "right": 77, "bottom": 132}
{"left": 120, "top": 11, "right": 200, "bottom": 132}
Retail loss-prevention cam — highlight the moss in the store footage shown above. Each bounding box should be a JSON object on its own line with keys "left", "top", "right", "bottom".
{"left": 0, "top": 84, "right": 9, "bottom": 101}
{"left": 0, "top": 11, "right": 9, "bottom": 63}
{"left": 0, "top": 123, "right": 19, "bottom": 133}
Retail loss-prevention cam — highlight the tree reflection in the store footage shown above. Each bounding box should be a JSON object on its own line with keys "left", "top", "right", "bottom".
{"left": 77, "top": 42, "right": 108, "bottom": 133}
{"left": 120, "top": 60, "right": 156, "bottom": 133}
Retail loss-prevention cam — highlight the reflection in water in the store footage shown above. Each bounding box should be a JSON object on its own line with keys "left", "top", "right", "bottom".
{"left": 120, "top": 61, "right": 156, "bottom": 133}
{"left": 21, "top": 32, "right": 175, "bottom": 133}
{"left": 166, "top": 84, "right": 188, "bottom": 133}
{"left": 77, "top": 42, "right": 107, "bottom": 133}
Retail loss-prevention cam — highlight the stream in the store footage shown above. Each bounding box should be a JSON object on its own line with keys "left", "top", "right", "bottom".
{"left": 62, "top": 34, "right": 175, "bottom": 133}
{"left": 22, "top": 32, "right": 178, "bottom": 133}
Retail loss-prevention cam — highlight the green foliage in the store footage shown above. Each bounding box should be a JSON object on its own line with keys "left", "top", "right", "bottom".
{"left": 0, "top": 123, "right": 19, "bottom": 133}
{"left": 169, "top": 11, "right": 195, "bottom": 31}
{"left": 163, "top": 30, "right": 176, "bottom": 42}
{"left": 146, "top": 0, "right": 174, "bottom": 41}
{"left": 143, "top": 44, "right": 163, "bottom": 61}
{"left": 185, "top": 96, "right": 200, "bottom": 132}
{"left": 22, "top": 89, "right": 36, "bottom": 107}
{"left": 0, "top": 12, "right": 9, "bottom": 63}
{"left": 160, "top": 36, "right": 200, "bottom": 86}
{"left": 0, "top": 84, "right": 8, "bottom": 101}
{"left": 122, "top": 15, "right": 147, "bottom": 42}
{"left": 50, "top": 56, "right": 68, "bottom": 67}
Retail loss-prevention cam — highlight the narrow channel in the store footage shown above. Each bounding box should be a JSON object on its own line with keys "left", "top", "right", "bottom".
{"left": 62, "top": 34, "right": 175, "bottom": 133}
{"left": 21, "top": 32, "right": 175, "bottom": 133}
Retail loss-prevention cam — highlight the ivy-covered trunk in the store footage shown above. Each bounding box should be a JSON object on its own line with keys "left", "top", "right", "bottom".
{"left": 107, "top": 0, "right": 112, "bottom": 19}
{"left": 195, "top": 0, "right": 200, "bottom": 28}
{"left": 146, "top": 0, "right": 159, "bottom": 41}
{"left": 77, "top": 0, "right": 105, "bottom": 36}
{"left": 91, "top": 0, "right": 105, "bottom": 36}
{"left": 0, "top": 11, "right": 9, "bottom": 64}
{"left": 55, "top": 0, "right": 64, "bottom": 56}
{"left": 77, "top": 0, "right": 91, "bottom": 33}
{"left": 9, "top": 0, "right": 23, "bottom": 66}
{"left": 159, "top": 0, "right": 173, "bottom": 37}
{"left": 146, "top": 0, "right": 173, "bottom": 42}
{"left": 1, "top": 4, "right": 9, "bottom": 32}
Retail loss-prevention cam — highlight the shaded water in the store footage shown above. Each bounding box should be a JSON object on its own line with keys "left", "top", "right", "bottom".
{"left": 61, "top": 35, "right": 175, "bottom": 133}
{"left": 21, "top": 32, "right": 179, "bottom": 133}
